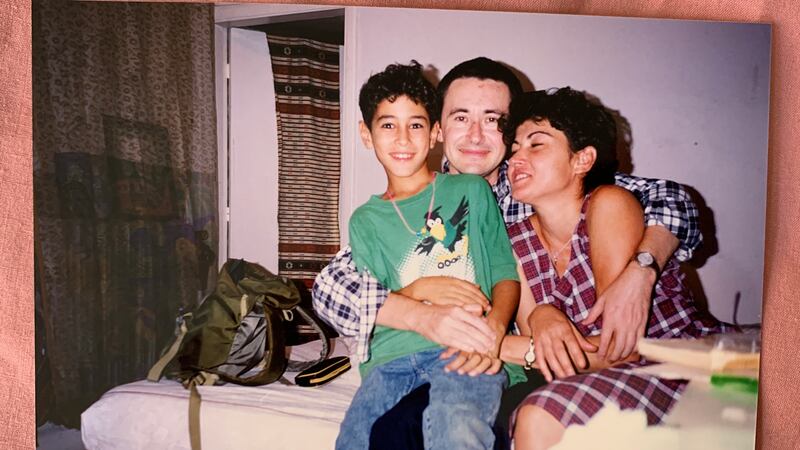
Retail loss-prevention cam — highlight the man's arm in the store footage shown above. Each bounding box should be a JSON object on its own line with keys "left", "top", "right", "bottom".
{"left": 613, "top": 174, "right": 701, "bottom": 261}
{"left": 377, "top": 293, "right": 496, "bottom": 356}
{"left": 312, "top": 246, "right": 388, "bottom": 362}
{"left": 312, "top": 247, "right": 497, "bottom": 362}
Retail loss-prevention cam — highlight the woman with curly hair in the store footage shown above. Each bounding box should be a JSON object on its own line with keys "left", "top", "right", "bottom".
{"left": 498, "top": 87, "right": 731, "bottom": 450}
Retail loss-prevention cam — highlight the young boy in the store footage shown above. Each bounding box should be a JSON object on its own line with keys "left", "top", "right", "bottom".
{"left": 335, "top": 61, "right": 521, "bottom": 450}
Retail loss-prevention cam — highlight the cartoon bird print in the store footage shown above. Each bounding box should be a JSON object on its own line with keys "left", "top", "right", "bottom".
{"left": 415, "top": 196, "right": 469, "bottom": 256}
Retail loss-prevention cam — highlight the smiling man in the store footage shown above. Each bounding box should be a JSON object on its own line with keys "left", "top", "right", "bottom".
{"left": 313, "top": 57, "right": 703, "bottom": 448}
{"left": 439, "top": 76, "right": 510, "bottom": 184}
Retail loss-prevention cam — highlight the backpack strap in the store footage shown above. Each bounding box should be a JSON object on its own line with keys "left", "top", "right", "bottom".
{"left": 188, "top": 379, "right": 202, "bottom": 450}
{"left": 286, "top": 304, "right": 332, "bottom": 372}
{"left": 147, "top": 313, "right": 191, "bottom": 382}
{"left": 184, "top": 371, "right": 218, "bottom": 450}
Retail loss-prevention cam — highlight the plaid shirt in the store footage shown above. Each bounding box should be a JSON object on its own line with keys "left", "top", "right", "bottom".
{"left": 312, "top": 161, "right": 702, "bottom": 362}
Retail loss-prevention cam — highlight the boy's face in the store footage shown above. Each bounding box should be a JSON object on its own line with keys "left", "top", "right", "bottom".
{"left": 438, "top": 77, "right": 511, "bottom": 185}
{"left": 360, "top": 95, "right": 439, "bottom": 180}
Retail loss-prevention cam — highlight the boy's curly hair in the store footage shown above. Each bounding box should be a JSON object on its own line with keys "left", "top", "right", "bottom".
{"left": 359, "top": 61, "right": 441, "bottom": 130}
{"left": 501, "top": 87, "right": 619, "bottom": 195}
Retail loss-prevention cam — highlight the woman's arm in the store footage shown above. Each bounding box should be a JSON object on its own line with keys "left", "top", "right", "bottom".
{"left": 586, "top": 185, "right": 645, "bottom": 295}
{"left": 511, "top": 258, "right": 597, "bottom": 382}
{"left": 500, "top": 334, "right": 638, "bottom": 371}
{"left": 583, "top": 185, "right": 646, "bottom": 361}
{"left": 501, "top": 188, "right": 645, "bottom": 377}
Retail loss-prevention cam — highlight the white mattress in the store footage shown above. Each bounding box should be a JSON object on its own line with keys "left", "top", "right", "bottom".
{"left": 81, "top": 338, "right": 361, "bottom": 450}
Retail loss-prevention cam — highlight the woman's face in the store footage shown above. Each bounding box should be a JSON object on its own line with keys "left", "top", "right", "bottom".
{"left": 507, "top": 119, "right": 577, "bottom": 204}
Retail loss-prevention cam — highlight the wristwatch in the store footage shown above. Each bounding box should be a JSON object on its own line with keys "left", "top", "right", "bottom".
{"left": 631, "top": 251, "right": 660, "bottom": 278}
{"left": 523, "top": 337, "right": 536, "bottom": 370}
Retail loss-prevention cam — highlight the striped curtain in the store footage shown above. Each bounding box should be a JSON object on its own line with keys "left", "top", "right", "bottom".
{"left": 266, "top": 35, "right": 341, "bottom": 288}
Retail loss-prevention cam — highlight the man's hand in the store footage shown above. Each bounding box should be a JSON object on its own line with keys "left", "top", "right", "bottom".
{"left": 411, "top": 303, "right": 496, "bottom": 354}
{"left": 582, "top": 262, "right": 655, "bottom": 362}
{"left": 398, "top": 276, "right": 490, "bottom": 312}
{"left": 530, "top": 305, "right": 597, "bottom": 382}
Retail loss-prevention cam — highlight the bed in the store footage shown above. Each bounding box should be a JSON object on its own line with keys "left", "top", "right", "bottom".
{"left": 81, "top": 338, "right": 360, "bottom": 450}
{"left": 81, "top": 337, "right": 757, "bottom": 450}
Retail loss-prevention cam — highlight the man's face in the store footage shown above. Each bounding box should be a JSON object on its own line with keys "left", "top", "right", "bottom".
{"left": 438, "top": 77, "right": 511, "bottom": 185}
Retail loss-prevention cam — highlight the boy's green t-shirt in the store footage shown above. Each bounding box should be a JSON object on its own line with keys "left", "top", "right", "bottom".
{"left": 349, "top": 173, "right": 525, "bottom": 385}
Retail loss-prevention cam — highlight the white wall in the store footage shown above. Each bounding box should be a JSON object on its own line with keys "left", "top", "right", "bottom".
{"left": 227, "top": 28, "right": 281, "bottom": 272}
{"left": 341, "top": 8, "right": 770, "bottom": 324}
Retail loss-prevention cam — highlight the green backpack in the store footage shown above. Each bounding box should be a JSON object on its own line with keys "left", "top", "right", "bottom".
{"left": 147, "top": 259, "right": 334, "bottom": 449}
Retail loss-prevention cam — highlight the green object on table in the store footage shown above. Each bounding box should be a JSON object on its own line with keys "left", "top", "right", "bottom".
{"left": 710, "top": 373, "right": 759, "bottom": 395}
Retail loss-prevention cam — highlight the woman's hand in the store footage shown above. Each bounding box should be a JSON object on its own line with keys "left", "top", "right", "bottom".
{"left": 529, "top": 305, "right": 598, "bottom": 382}
{"left": 398, "top": 276, "right": 490, "bottom": 312}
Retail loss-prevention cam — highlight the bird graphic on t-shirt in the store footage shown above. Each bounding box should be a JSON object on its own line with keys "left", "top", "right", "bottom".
{"left": 415, "top": 196, "right": 469, "bottom": 256}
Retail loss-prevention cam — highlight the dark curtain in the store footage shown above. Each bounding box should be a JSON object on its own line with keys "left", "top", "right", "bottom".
{"left": 33, "top": 0, "right": 218, "bottom": 427}
{"left": 266, "top": 34, "right": 341, "bottom": 289}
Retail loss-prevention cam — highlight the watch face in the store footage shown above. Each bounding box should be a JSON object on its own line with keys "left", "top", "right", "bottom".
{"left": 637, "top": 252, "right": 655, "bottom": 266}
{"left": 525, "top": 351, "right": 535, "bottom": 364}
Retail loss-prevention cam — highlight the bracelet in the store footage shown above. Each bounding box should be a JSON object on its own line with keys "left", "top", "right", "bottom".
{"left": 523, "top": 337, "right": 536, "bottom": 370}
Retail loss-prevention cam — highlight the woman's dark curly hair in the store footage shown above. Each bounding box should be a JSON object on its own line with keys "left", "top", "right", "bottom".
{"left": 501, "top": 87, "right": 619, "bottom": 195}
{"left": 359, "top": 61, "right": 441, "bottom": 130}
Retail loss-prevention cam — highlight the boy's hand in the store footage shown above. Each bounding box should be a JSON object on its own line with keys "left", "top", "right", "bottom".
{"left": 440, "top": 315, "right": 505, "bottom": 376}
{"left": 440, "top": 347, "right": 503, "bottom": 376}
{"left": 398, "top": 276, "right": 490, "bottom": 312}
{"left": 411, "top": 304, "right": 495, "bottom": 354}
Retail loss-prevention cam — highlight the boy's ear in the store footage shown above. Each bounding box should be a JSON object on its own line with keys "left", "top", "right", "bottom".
{"left": 436, "top": 121, "right": 444, "bottom": 143}
{"left": 359, "top": 120, "right": 374, "bottom": 149}
{"left": 572, "top": 146, "right": 597, "bottom": 175}
{"left": 429, "top": 122, "right": 441, "bottom": 149}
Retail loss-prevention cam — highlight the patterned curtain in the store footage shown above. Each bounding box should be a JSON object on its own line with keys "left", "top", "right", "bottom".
{"left": 266, "top": 35, "right": 341, "bottom": 288}
{"left": 33, "top": 0, "right": 217, "bottom": 427}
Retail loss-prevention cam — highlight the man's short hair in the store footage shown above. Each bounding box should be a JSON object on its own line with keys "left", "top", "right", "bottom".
{"left": 437, "top": 57, "right": 523, "bottom": 102}
{"left": 502, "top": 87, "right": 619, "bottom": 195}
{"left": 359, "top": 61, "right": 440, "bottom": 130}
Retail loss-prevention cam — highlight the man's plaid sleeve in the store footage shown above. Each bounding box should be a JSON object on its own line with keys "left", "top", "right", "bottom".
{"left": 614, "top": 173, "right": 702, "bottom": 261}
{"left": 311, "top": 245, "right": 389, "bottom": 362}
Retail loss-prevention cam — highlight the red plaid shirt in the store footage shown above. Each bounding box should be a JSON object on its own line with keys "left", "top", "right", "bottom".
{"left": 507, "top": 194, "right": 722, "bottom": 341}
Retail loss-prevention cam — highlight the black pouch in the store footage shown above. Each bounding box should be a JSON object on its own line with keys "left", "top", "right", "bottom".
{"left": 294, "top": 356, "right": 351, "bottom": 387}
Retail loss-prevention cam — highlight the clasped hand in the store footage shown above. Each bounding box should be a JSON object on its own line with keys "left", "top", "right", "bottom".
{"left": 400, "top": 276, "right": 503, "bottom": 376}
{"left": 439, "top": 315, "right": 505, "bottom": 376}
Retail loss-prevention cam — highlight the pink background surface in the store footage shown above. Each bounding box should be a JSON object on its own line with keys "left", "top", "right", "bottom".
{"left": 3, "top": 0, "right": 796, "bottom": 448}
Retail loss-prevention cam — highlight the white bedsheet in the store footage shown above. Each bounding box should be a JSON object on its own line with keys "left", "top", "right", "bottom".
{"left": 81, "top": 339, "right": 360, "bottom": 450}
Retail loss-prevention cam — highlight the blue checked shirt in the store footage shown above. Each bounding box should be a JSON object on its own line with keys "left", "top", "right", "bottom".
{"left": 312, "top": 161, "right": 702, "bottom": 362}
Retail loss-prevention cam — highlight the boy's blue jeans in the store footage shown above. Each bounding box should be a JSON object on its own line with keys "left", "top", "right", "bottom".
{"left": 335, "top": 348, "right": 507, "bottom": 450}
